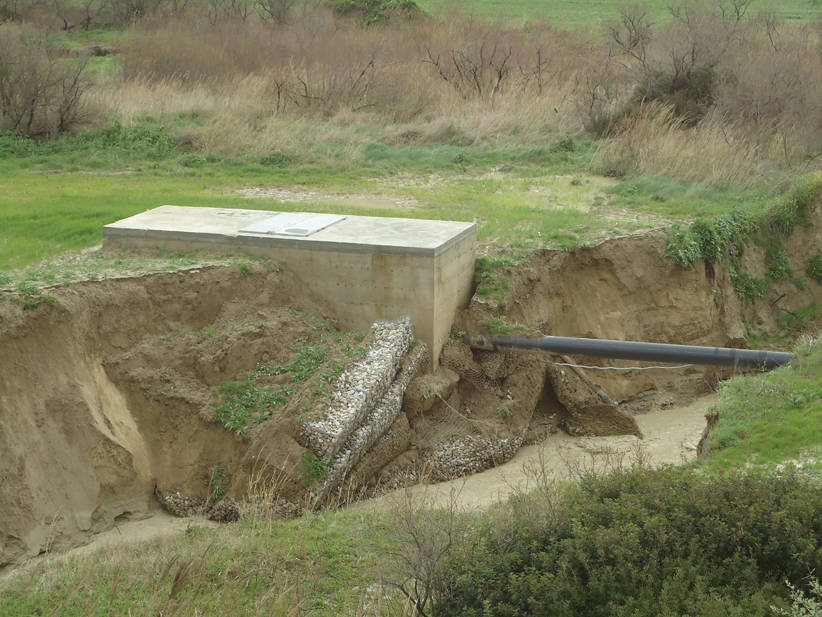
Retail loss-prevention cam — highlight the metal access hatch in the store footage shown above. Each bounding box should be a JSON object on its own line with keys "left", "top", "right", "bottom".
{"left": 239, "top": 212, "right": 346, "bottom": 237}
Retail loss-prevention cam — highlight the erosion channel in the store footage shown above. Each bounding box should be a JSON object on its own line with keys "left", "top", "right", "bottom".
{"left": 2, "top": 220, "right": 819, "bottom": 571}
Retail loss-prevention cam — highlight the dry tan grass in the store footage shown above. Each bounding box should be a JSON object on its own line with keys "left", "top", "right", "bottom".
{"left": 592, "top": 104, "right": 806, "bottom": 186}
{"left": 75, "top": 4, "right": 822, "bottom": 186}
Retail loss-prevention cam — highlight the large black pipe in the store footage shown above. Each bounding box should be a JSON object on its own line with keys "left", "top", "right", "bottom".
{"left": 465, "top": 335, "right": 793, "bottom": 369}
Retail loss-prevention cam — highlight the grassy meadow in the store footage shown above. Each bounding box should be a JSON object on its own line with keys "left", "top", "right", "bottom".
{"left": 419, "top": 0, "right": 822, "bottom": 26}
{"left": 1, "top": 0, "right": 822, "bottom": 615}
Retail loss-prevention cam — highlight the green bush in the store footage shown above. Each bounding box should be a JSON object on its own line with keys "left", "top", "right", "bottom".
{"left": 258, "top": 150, "right": 289, "bottom": 167}
{"left": 631, "top": 66, "right": 716, "bottom": 125}
{"left": 665, "top": 209, "right": 756, "bottom": 267}
{"left": 807, "top": 254, "right": 822, "bottom": 283}
{"left": 665, "top": 174, "right": 822, "bottom": 286}
{"left": 768, "top": 172, "right": 822, "bottom": 236}
{"left": 429, "top": 468, "right": 822, "bottom": 617}
{"left": 300, "top": 451, "right": 328, "bottom": 485}
{"left": 664, "top": 223, "right": 701, "bottom": 267}
{"left": 329, "top": 0, "right": 420, "bottom": 25}
{"left": 730, "top": 265, "right": 769, "bottom": 301}
{"left": 765, "top": 244, "right": 793, "bottom": 280}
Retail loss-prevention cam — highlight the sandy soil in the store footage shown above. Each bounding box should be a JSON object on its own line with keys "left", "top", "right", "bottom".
{"left": 355, "top": 394, "right": 714, "bottom": 512}
{"left": 1, "top": 510, "right": 219, "bottom": 581}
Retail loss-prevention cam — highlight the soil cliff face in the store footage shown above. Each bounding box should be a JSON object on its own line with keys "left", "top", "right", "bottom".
{"left": 0, "top": 266, "right": 328, "bottom": 568}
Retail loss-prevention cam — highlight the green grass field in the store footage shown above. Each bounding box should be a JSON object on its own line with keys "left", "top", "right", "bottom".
{"left": 0, "top": 124, "right": 776, "bottom": 274}
{"left": 418, "top": 0, "right": 822, "bottom": 26}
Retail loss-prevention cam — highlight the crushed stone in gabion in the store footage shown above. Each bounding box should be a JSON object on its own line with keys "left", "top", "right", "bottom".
{"left": 423, "top": 433, "right": 524, "bottom": 482}
{"left": 299, "top": 317, "right": 413, "bottom": 460}
{"left": 316, "top": 342, "right": 426, "bottom": 504}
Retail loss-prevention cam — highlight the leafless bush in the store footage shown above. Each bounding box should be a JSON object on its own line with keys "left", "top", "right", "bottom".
{"left": 0, "top": 0, "right": 24, "bottom": 20}
{"left": 256, "top": 0, "right": 294, "bottom": 24}
{"left": 386, "top": 484, "right": 469, "bottom": 617}
{"left": 205, "top": 0, "right": 251, "bottom": 24}
{"left": 0, "top": 25, "right": 89, "bottom": 138}
{"left": 424, "top": 42, "right": 513, "bottom": 101}
{"left": 107, "top": 0, "right": 164, "bottom": 24}
{"left": 50, "top": 0, "right": 106, "bottom": 30}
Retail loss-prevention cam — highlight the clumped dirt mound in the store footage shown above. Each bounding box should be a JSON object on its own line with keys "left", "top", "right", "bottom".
{"left": 0, "top": 265, "right": 338, "bottom": 569}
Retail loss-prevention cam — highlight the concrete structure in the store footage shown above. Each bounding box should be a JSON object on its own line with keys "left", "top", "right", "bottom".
{"left": 103, "top": 206, "right": 477, "bottom": 367}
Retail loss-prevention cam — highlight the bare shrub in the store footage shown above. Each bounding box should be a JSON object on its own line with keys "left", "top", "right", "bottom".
{"left": 386, "top": 484, "right": 470, "bottom": 617}
{"left": 107, "top": 0, "right": 165, "bottom": 24}
{"left": 256, "top": 0, "right": 294, "bottom": 24}
{"left": 0, "top": 0, "right": 26, "bottom": 21}
{"left": 608, "top": 2, "right": 751, "bottom": 124}
{"left": 90, "top": 0, "right": 822, "bottom": 182}
{"left": 50, "top": 0, "right": 106, "bottom": 31}
{"left": 0, "top": 25, "right": 89, "bottom": 138}
{"left": 205, "top": 0, "right": 251, "bottom": 24}
{"left": 120, "top": 10, "right": 595, "bottom": 119}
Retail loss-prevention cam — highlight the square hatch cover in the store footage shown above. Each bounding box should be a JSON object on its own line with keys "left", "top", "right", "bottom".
{"left": 239, "top": 213, "right": 345, "bottom": 237}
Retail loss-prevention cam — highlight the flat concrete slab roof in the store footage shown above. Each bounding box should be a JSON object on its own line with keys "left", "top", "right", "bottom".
{"left": 104, "top": 206, "right": 476, "bottom": 256}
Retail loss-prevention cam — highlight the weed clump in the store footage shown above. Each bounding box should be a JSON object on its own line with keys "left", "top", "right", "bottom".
{"left": 213, "top": 378, "right": 291, "bottom": 436}
{"left": 664, "top": 207, "right": 756, "bottom": 267}
{"left": 768, "top": 172, "right": 822, "bottom": 236}
{"left": 300, "top": 451, "right": 328, "bottom": 485}
{"left": 765, "top": 244, "right": 793, "bottom": 280}
{"left": 807, "top": 254, "right": 822, "bottom": 284}
{"left": 729, "top": 264, "right": 769, "bottom": 301}
{"left": 482, "top": 316, "right": 528, "bottom": 336}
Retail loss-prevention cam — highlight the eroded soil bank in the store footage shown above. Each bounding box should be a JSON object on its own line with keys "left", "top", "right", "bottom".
{"left": 1, "top": 213, "right": 819, "bottom": 570}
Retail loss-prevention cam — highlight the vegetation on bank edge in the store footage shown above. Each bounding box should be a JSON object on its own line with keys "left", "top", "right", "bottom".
{"left": 699, "top": 336, "right": 822, "bottom": 473}
{"left": 664, "top": 172, "right": 822, "bottom": 300}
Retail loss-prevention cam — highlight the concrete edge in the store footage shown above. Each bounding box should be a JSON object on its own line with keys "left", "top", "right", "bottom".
{"left": 102, "top": 225, "right": 477, "bottom": 258}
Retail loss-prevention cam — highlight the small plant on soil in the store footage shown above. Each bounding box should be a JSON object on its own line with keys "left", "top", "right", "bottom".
{"left": 213, "top": 379, "right": 291, "bottom": 436}
{"left": 271, "top": 338, "right": 330, "bottom": 382}
{"left": 300, "top": 451, "right": 327, "bottom": 486}
{"left": 777, "top": 302, "right": 820, "bottom": 332}
{"left": 729, "top": 264, "right": 769, "bottom": 301}
{"left": 765, "top": 245, "right": 793, "bottom": 280}
{"left": 482, "top": 316, "right": 528, "bottom": 336}
{"left": 807, "top": 254, "right": 822, "bottom": 283}
{"left": 209, "top": 465, "right": 226, "bottom": 502}
{"left": 13, "top": 279, "right": 52, "bottom": 309}
{"left": 474, "top": 253, "right": 526, "bottom": 302}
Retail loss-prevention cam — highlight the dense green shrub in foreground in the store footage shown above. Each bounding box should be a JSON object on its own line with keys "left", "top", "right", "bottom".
{"left": 431, "top": 468, "right": 822, "bottom": 617}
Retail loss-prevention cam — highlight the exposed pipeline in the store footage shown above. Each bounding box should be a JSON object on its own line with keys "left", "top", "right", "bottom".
{"left": 465, "top": 335, "right": 793, "bottom": 369}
